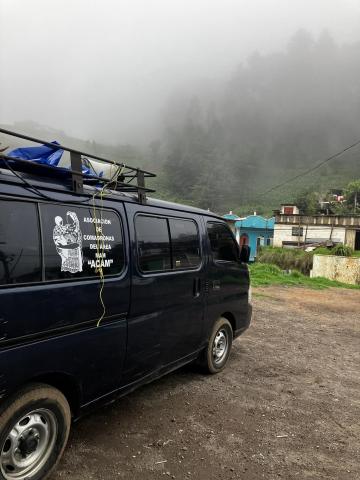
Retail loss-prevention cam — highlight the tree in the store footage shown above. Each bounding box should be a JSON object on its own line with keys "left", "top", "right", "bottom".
{"left": 294, "top": 189, "right": 321, "bottom": 215}
{"left": 344, "top": 180, "right": 360, "bottom": 213}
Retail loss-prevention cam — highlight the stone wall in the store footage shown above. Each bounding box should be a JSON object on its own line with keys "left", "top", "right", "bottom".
{"left": 311, "top": 254, "right": 360, "bottom": 285}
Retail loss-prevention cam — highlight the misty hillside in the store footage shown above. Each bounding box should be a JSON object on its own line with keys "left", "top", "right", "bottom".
{"left": 0, "top": 120, "right": 141, "bottom": 163}
{"left": 151, "top": 31, "right": 360, "bottom": 214}
{"left": 1, "top": 31, "right": 359, "bottom": 216}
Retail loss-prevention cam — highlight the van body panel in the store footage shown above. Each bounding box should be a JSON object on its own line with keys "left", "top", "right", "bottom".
{"left": 0, "top": 175, "right": 252, "bottom": 414}
{"left": 0, "top": 320, "right": 127, "bottom": 403}
{"left": 205, "top": 260, "right": 250, "bottom": 335}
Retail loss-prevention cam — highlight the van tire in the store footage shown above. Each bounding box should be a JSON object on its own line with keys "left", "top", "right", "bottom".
{"left": 200, "top": 317, "right": 233, "bottom": 374}
{"left": 0, "top": 383, "right": 71, "bottom": 480}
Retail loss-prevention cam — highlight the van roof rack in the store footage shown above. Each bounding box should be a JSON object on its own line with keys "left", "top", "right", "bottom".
{"left": 0, "top": 127, "right": 156, "bottom": 204}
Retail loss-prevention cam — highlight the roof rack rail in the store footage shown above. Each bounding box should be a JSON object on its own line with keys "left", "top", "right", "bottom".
{"left": 0, "top": 127, "right": 156, "bottom": 204}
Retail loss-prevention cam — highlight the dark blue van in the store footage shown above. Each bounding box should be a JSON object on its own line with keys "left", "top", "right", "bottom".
{"left": 0, "top": 129, "right": 252, "bottom": 480}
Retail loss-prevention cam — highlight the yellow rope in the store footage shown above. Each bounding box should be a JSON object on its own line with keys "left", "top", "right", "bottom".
{"left": 91, "top": 161, "right": 125, "bottom": 327}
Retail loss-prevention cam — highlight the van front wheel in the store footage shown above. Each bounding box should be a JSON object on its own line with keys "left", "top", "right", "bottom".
{"left": 200, "top": 317, "right": 233, "bottom": 374}
{"left": 0, "top": 384, "right": 71, "bottom": 480}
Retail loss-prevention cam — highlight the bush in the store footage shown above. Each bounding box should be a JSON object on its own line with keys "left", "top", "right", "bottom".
{"left": 257, "top": 246, "right": 313, "bottom": 275}
{"left": 331, "top": 244, "right": 354, "bottom": 257}
{"left": 314, "top": 244, "right": 354, "bottom": 257}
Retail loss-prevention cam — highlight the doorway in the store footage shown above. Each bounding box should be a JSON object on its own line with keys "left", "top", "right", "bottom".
{"left": 355, "top": 230, "right": 360, "bottom": 251}
{"left": 240, "top": 234, "right": 249, "bottom": 246}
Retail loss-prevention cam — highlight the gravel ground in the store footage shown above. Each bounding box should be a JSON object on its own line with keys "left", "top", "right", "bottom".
{"left": 52, "top": 286, "right": 360, "bottom": 480}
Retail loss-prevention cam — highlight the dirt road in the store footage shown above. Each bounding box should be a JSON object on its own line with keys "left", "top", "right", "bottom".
{"left": 52, "top": 287, "right": 360, "bottom": 480}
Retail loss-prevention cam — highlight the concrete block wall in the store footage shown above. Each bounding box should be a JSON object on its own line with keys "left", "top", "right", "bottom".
{"left": 311, "top": 254, "right": 360, "bottom": 285}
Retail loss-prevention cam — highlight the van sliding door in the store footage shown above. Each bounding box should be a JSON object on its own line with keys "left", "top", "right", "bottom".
{"left": 124, "top": 204, "right": 205, "bottom": 381}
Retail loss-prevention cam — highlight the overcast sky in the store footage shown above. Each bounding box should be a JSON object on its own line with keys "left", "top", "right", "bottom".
{"left": 1, "top": 0, "right": 359, "bottom": 145}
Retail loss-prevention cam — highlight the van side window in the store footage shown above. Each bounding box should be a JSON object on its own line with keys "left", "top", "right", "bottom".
{"left": 207, "top": 222, "right": 238, "bottom": 262}
{"left": 169, "top": 218, "right": 201, "bottom": 269}
{"left": 0, "top": 201, "right": 41, "bottom": 285}
{"left": 136, "top": 216, "right": 171, "bottom": 272}
{"left": 40, "top": 204, "right": 124, "bottom": 280}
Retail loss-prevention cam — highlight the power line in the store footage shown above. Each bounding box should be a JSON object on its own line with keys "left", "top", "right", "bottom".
{"left": 258, "top": 138, "right": 360, "bottom": 198}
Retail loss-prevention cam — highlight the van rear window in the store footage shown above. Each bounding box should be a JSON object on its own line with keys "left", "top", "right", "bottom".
{"left": 40, "top": 204, "right": 124, "bottom": 280}
{"left": 0, "top": 201, "right": 41, "bottom": 285}
{"left": 169, "top": 218, "right": 201, "bottom": 269}
{"left": 207, "top": 222, "right": 239, "bottom": 262}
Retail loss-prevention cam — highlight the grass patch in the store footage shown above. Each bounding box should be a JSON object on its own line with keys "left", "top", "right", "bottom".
{"left": 314, "top": 245, "right": 360, "bottom": 257}
{"left": 249, "top": 263, "right": 360, "bottom": 290}
{"left": 257, "top": 246, "right": 360, "bottom": 276}
{"left": 257, "top": 246, "right": 313, "bottom": 275}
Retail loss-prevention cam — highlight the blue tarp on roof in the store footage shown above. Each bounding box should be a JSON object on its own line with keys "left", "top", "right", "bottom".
{"left": 7, "top": 142, "right": 101, "bottom": 177}
{"left": 7, "top": 141, "right": 63, "bottom": 166}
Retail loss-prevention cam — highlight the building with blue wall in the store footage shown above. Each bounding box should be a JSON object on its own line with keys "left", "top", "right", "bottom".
{"left": 223, "top": 213, "right": 275, "bottom": 261}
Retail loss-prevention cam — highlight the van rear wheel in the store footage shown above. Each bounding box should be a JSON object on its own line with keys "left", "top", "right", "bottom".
{"left": 0, "top": 384, "right": 71, "bottom": 480}
{"left": 200, "top": 317, "right": 233, "bottom": 374}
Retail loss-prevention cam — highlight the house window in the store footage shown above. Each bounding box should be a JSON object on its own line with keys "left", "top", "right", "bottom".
{"left": 292, "top": 227, "right": 303, "bottom": 237}
{"left": 257, "top": 236, "right": 265, "bottom": 247}
{"left": 284, "top": 206, "right": 294, "bottom": 215}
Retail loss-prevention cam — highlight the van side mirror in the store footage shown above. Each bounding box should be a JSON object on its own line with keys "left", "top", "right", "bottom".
{"left": 239, "top": 244, "right": 251, "bottom": 263}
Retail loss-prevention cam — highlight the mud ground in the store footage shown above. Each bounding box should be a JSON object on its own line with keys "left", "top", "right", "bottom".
{"left": 52, "top": 287, "right": 360, "bottom": 480}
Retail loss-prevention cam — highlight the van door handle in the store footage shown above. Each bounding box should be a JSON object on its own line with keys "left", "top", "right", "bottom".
{"left": 193, "top": 278, "right": 201, "bottom": 298}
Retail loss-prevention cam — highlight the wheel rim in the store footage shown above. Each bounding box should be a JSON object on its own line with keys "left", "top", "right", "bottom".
{"left": 212, "top": 328, "right": 229, "bottom": 365}
{"left": 0, "top": 409, "right": 57, "bottom": 480}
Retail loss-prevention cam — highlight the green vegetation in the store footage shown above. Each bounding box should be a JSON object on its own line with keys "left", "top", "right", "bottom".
{"left": 344, "top": 180, "right": 360, "bottom": 214}
{"left": 292, "top": 179, "right": 360, "bottom": 216}
{"left": 329, "top": 244, "right": 353, "bottom": 257}
{"left": 294, "top": 189, "right": 322, "bottom": 215}
{"left": 312, "top": 247, "right": 331, "bottom": 255}
{"left": 257, "top": 245, "right": 359, "bottom": 279}
{"left": 249, "top": 263, "right": 360, "bottom": 290}
{"left": 314, "top": 244, "right": 359, "bottom": 257}
{"left": 257, "top": 246, "right": 313, "bottom": 275}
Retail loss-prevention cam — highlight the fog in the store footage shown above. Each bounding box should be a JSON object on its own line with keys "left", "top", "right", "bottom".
{"left": 1, "top": 0, "right": 360, "bottom": 144}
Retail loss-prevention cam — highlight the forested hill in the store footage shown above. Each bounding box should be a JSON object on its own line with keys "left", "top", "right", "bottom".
{"left": 2, "top": 31, "right": 360, "bottom": 216}
{"left": 149, "top": 30, "right": 360, "bottom": 215}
